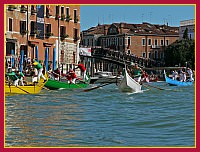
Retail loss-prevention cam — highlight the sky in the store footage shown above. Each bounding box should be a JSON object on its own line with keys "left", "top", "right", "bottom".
{"left": 80, "top": 5, "right": 195, "bottom": 31}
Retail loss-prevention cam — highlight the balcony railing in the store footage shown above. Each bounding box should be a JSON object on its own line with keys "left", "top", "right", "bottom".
{"left": 20, "top": 6, "right": 27, "bottom": 13}
{"left": 66, "top": 15, "right": 72, "bottom": 22}
{"left": 74, "top": 17, "right": 79, "bottom": 23}
{"left": 60, "top": 34, "right": 69, "bottom": 40}
{"left": 45, "top": 32, "right": 53, "bottom": 38}
{"left": 8, "top": 5, "right": 17, "bottom": 11}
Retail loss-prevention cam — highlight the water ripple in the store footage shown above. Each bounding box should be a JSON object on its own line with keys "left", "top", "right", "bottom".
{"left": 5, "top": 83, "right": 195, "bottom": 147}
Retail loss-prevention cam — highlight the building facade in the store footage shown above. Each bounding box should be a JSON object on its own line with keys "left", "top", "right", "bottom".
{"left": 179, "top": 19, "right": 195, "bottom": 40}
{"left": 81, "top": 22, "right": 179, "bottom": 63}
{"left": 5, "top": 4, "right": 80, "bottom": 71}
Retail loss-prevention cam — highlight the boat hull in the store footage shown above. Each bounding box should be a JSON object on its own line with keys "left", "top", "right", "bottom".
{"left": 118, "top": 68, "right": 142, "bottom": 92}
{"left": 45, "top": 78, "right": 89, "bottom": 90}
{"left": 164, "top": 71, "right": 193, "bottom": 86}
{"left": 5, "top": 74, "right": 48, "bottom": 94}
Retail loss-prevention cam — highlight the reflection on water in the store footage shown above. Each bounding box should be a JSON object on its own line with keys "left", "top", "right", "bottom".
{"left": 5, "top": 83, "right": 195, "bottom": 147}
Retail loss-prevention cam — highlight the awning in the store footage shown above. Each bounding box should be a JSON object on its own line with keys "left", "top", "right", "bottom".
{"left": 28, "top": 40, "right": 39, "bottom": 47}
{"left": 6, "top": 38, "right": 17, "bottom": 43}
{"left": 43, "top": 42, "right": 53, "bottom": 47}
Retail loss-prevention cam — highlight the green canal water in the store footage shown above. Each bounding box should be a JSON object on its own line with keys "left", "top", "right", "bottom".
{"left": 5, "top": 82, "right": 195, "bottom": 147}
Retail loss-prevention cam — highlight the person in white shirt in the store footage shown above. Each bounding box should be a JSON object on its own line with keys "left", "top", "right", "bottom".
{"left": 187, "top": 68, "right": 194, "bottom": 81}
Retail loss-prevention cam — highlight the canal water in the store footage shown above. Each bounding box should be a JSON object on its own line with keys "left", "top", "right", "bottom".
{"left": 5, "top": 82, "right": 195, "bottom": 147}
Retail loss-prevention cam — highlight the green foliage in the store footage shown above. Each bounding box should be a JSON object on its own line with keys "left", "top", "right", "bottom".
{"left": 183, "top": 28, "right": 189, "bottom": 39}
{"left": 164, "top": 39, "right": 195, "bottom": 69}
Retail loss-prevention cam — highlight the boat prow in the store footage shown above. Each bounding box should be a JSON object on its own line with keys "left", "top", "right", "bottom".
{"left": 118, "top": 67, "right": 142, "bottom": 93}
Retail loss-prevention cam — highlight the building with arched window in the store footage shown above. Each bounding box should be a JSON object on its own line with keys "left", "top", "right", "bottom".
{"left": 5, "top": 4, "right": 80, "bottom": 71}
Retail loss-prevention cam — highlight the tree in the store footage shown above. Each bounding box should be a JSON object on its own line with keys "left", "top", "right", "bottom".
{"left": 183, "top": 28, "right": 189, "bottom": 40}
{"left": 164, "top": 39, "right": 195, "bottom": 69}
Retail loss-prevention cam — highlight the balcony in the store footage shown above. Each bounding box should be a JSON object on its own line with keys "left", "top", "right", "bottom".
{"left": 21, "top": 30, "right": 28, "bottom": 35}
{"left": 55, "top": 14, "right": 60, "bottom": 20}
{"left": 66, "top": 15, "right": 72, "bottom": 22}
{"left": 31, "top": 9, "right": 37, "bottom": 15}
{"left": 20, "top": 6, "right": 28, "bottom": 13}
{"left": 8, "top": 5, "right": 17, "bottom": 11}
{"left": 73, "top": 36, "right": 80, "bottom": 42}
{"left": 151, "top": 45, "right": 160, "bottom": 49}
{"left": 45, "top": 32, "right": 53, "bottom": 38}
{"left": 61, "top": 14, "right": 65, "bottom": 21}
{"left": 74, "top": 17, "right": 79, "bottom": 23}
{"left": 60, "top": 34, "right": 68, "bottom": 41}
{"left": 30, "top": 30, "right": 40, "bottom": 36}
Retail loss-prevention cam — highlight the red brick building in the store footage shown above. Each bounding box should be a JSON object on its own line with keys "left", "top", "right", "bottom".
{"left": 81, "top": 22, "right": 179, "bottom": 62}
{"left": 5, "top": 4, "right": 80, "bottom": 70}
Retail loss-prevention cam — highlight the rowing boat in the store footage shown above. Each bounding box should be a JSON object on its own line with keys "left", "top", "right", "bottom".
{"left": 5, "top": 73, "right": 48, "bottom": 94}
{"left": 44, "top": 78, "right": 90, "bottom": 90}
{"left": 164, "top": 70, "right": 193, "bottom": 86}
{"left": 118, "top": 67, "right": 142, "bottom": 92}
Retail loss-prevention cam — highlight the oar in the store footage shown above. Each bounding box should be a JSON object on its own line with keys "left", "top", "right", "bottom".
{"left": 71, "top": 82, "right": 83, "bottom": 88}
{"left": 14, "top": 85, "right": 30, "bottom": 94}
{"left": 143, "top": 83, "right": 165, "bottom": 90}
{"left": 83, "top": 83, "right": 111, "bottom": 92}
{"left": 143, "top": 83, "right": 179, "bottom": 91}
{"left": 7, "top": 80, "right": 30, "bottom": 94}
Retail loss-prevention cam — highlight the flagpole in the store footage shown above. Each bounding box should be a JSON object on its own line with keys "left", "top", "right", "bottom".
{"left": 58, "top": 14, "right": 60, "bottom": 69}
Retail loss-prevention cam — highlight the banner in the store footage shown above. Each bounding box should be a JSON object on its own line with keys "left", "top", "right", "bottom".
{"left": 36, "top": 5, "right": 44, "bottom": 39}
{"left": 79, "top": 48, "right": 91, "bottom": 56}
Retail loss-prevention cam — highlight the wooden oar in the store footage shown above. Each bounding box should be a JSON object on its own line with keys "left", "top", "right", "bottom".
{"left": 71, "top": 82, "right": 83, "bottom": 88}
{"left": 7, "top": 80, "right": 30, "bottom": 94}
{"left": 143, "top": 83, "right": 165, "bottom": 90}
{"left": 83, "top": 83, "right": 111, "bottom": 92}
{"left": 143, "top": 83, "right": 178, "bottom": 91}
{"left": 14, "top": 85, "right": 30, "bottom": 94}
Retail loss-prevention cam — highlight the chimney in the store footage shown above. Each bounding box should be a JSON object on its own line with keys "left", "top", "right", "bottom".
{"left": 104, "top": 25, "right": 108, "bottom": 35}
{"left": 120, "top": 23, "right": 124, "bottom": 34}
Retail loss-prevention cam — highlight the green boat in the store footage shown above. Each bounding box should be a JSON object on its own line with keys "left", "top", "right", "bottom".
{"left": 44, "top": 78, "right": 90, "bottom": 90}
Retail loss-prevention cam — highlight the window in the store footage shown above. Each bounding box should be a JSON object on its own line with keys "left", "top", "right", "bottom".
{"left": 60, "top": 26, "right": 66, "bottom": 36}
{"left": 128, "top": 37, "right": 131, "bottom": 45}
{"left": 148, "top": 38, "right": 151, "bottom": 45}
{"left": 45, "top": 24, "right": 52, "bottom": 37}
{"left": 119, "top": 38, "right": 123, "bottom": 46}
{"left": 20, "top": 21, "right": 26, "bottom": 34}
{"left": 154, "top": 51, "right": 158, "bottom": 59}
{"left": 74, "top": 9, "right": 78, "bottom": 23}
{"left": 142, "top": 38, "right": 145, "bottom": 46}
{"left": 46, "top": 5, "right": 50, "bottom": 17}
{"left": 87, "top": 39, "right": 89, "bottom": 46}
{"left": 148, "top": 52, "right": 151, "bottom": 58}
{"left": 91, "top": 39, "right": 94, "bottom": 46}
{"left": 166, "top": 40, "right": 169, "bottom": 46}
{"left": 154, "top": 39, "right": 158, "bottom": 46}
{"left": 61, "top": 6, "right": 64, "bottom": 15}
{"left": 160, "top": 39, "right": 164, "bottom": 46}
{"left": 9, "top": 18, "right": 13, "bottom": 31}
{"left": 160, "top": 52, "right": 163, "bottom": 59}
{"left": 46, "top": 24, "right": 51, "bottom": 33}
{"left": 74, "top": 28, "right": 79, "bottom": 41}
{"left": 30, "top": 21, "right": 36, "bottom": 35}
{"left": 66, "top": 7, "right": 69, "bottom": 16}
{"left": 142, "top": 52, "right": 146, "bottom": 58}
{"left": 56, "top": 5, "right": 59, "bottom": 15}
{"left": 31, "top": 5, "right": 37, "bottom": 15}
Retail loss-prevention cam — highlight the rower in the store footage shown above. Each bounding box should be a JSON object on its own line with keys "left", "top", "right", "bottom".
{"left": 130, "top": 63, "right": 143, "bottom": 82}
{"left": 6, "top": 69, "right": 19, "bottom": 86}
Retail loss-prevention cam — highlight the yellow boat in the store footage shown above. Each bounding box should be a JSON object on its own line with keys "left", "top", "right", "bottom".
{"left": 5, "top": 73, "right": 48, "bottom": 94}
